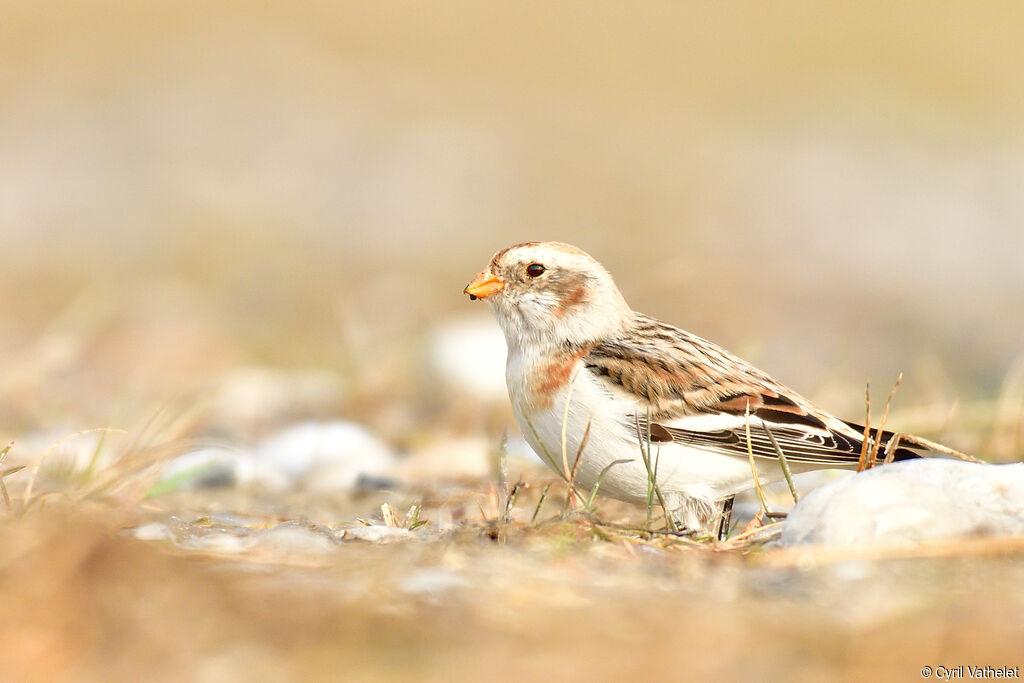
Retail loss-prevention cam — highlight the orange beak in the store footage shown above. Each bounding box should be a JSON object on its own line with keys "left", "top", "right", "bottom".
{"left": 464, "top": 268, "right": 506, "bottom": 300}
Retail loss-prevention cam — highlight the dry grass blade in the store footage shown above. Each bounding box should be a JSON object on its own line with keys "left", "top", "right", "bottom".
{"left": 567, "top": 418, "right": 592, "bottom": 494}
{"left": 634, "top": 412, "right": 677, "bottom": 533}
{"left": 560, "top": 370, "right": 580, "bottom": 486}
{"left": 762, "top": 423, "right": 799, "bottom": 503}
{"left": 404, "top": 503, "right": 427, "bottom": 530}
{"left": 867, "top": 372, "right": 902, "bottom": 468}
{"left": 530, "top": 482, "right": 552, "bottom": 523}
{"left": 857, "top": 382, "right": 872, "bottom": 471}
{"left": 883, "top": 431, "right": 904, "bottom": 465}
{"left": 586, "top": 459, "right": 631, "bottom": 510}
{"left": 503, "top": 480, "right": 525, "bottom": 523}
{"left": 1, "top": 466, "right": 27, "bottom": 509}
{"left": 899, "top": 434, "right": 985, "bottom": 463}
{"left": 744, "top": 401, "right": 770, "bottom": 515}
{"left": 725, "top": 519, "right": 785, "bottom": 545}
{"left": 522, "top": 415, "right": 562, "bottom": 478}
{"left": 496, "top": 430, "right": 509, "bottom": 509}
{"left": 22, "top": 428, "right": 129, "bottom": 507}
{"left": 560, "top": 370, "right": 582, "bottom": 511}
{"left": 0, "top": 442, "right": 15, "bottom": 509}
{"left": 380, "top": 503, "right": 401, "bottom": 528}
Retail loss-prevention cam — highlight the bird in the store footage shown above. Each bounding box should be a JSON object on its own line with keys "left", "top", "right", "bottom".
{"left": 464, "top": 241, "right": 973, "bottom": 535}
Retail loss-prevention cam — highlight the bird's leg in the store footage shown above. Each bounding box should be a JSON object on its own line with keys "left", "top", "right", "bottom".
{"left": 717, "top": 495, "right": 735, "bottom": 541}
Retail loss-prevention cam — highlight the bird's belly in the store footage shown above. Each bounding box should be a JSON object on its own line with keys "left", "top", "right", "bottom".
{"left": 510, "top": 378, "right": 757, "bottom": 505}
{"left": 512, "top": 389, "right": 795, "bottom": 506}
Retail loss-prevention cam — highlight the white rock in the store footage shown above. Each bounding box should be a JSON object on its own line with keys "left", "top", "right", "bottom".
{"left": 179, "top": 532, "right": 252, "bottom": 554}
{"left": 248, "top": 523, "right": 337, "bottom": 554}
{"left": 254, "top": 421, "right": 397, "bottom": 493}
{"left": 339, "top": 525, "right": 413, "bottom": 543}
{"left": 158, "top": 447, "right": 288, "bottom": 490}
{"left": 781, "top": 459, "right": 1024, "bottom": 546}
{"left": 428, "top": 314, "right": 508, "bottom": 402}
{"left": 131, "top": 522, "right": 176, "bottom": 542}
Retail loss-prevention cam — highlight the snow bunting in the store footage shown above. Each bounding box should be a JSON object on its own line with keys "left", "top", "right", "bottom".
{"left": 465, "top": 241, "right": 969, "bottom": 533}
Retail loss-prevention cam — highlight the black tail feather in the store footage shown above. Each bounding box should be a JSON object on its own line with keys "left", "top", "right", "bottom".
{"left": 842, "top": 420, "right": 922, "bottom": 462}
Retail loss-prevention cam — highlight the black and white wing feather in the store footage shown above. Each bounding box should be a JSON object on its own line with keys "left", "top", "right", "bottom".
{"left": 583, "top": 314, "right": 920, "bottom": 466}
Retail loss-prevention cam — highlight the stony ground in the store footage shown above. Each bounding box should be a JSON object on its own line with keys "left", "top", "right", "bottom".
{"left": 2, "top": 458, "right": 1023, "bottom": 682}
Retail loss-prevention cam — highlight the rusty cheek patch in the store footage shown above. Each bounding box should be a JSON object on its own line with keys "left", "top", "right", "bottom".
{"left": 554, "top": 283, "right": 588, "bottom": 319}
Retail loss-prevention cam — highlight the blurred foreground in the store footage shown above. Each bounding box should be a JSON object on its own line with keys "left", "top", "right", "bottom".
{"left": 3, "top": 486, "right": 1023, "bottom": 682}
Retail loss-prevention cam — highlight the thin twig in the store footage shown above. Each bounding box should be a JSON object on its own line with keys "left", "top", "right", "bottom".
{"left": 867, "top": 372, "right": 902, "bottom": 468}
{"left": 744, "top": 401, "right": 770, "bottom": 515}
{"left": 899, "top": 433, "right": 984, "bottom": 463}
{"left": 727, "top": 519, "right": 785, "bottom": 544}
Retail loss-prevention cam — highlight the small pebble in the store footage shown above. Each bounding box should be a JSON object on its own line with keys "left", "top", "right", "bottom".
{"left": 339, "top": 525, "right": 414, "bottom": 543}
{"left": 255, "top": 421, "right": 397, "bottom": 493}
{"left": 130, "top": 522, "right": 176, "bottom": 542}
{"left": 248, "top": 523, "right": 338, "bottom": 554}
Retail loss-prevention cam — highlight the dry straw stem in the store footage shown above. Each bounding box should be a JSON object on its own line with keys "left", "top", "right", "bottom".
{"left": 867, "top": 372, "right": 902, "bottom": 469}
{"left": 1, "top": 442, "right": 24, "bottom": 509}
{"left": 762, "top": 424, "right": 799, "bottom": 503}
{"left": 560, "top": 369, "right": 580, "bottom": 487}
{"left": 900, "top": 433, "right": 984, "bottom": 463}
{"left": 883, "top": 431, "right": 904, "bottom": 465}
{"left": 634, "top": 412, "right": 678, "bottom": 533}
{"left": 722, "top": 520, "right": 786, "bottom": 547}
{"left": 503, "top": 480, "right": 525, "bottom": 523}
{"left": 21, "top": 428, "right": 129, "bottom": 507}
{"left": 857, "top": 382, "right": 872, "bottom": 471}
{"left": 496, "top": 430, "right": 509, "bottom": 507}
{"left": 854, "top": 373, "right": 982, "bottom": 465}
{"left": 380, "top": 502, "right": 401, "bottom": 528}
{"left": 523, "top": 415, "right": 560, "bottom": 477}
{"left": 586, "top": 458, "right": 631, "bottom": 511}
{"left": 530, "top": 482, "right": 552, "bottom": 523}
{"left": 744, "top": 401, "right": 770, "bottom": 515}
{"left": 567, "top": 418, "right": 592, "bottom": 497}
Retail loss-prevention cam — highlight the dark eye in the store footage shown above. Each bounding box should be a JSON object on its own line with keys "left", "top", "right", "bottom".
{"left": 526, "top": 263, "right": 546, "bottom": 278}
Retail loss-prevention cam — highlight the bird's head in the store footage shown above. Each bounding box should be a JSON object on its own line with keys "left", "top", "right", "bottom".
{"left": 464, "top": 241, "right": 632, "bottom": 349}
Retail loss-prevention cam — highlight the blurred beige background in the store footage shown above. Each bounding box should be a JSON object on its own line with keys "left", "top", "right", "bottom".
{"left": 2, "top": 1, "right": 1022, "bottom": 457}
